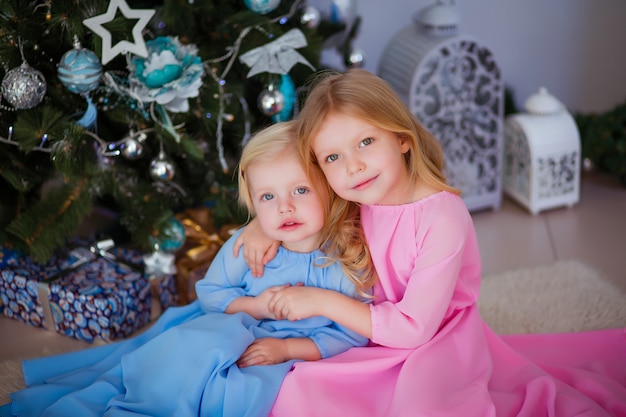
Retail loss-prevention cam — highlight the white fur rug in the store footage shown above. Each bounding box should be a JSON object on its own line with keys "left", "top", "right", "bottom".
{"left": 479, "top": 259, "right": 626, "bottom": 334}
{"left": 1, "top": 259, "right": 625, "bottom": 404}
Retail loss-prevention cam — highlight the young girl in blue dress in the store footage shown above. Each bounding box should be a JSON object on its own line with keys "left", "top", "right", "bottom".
{"left": 0, "top": 121, "right": 370, "bottom": 417}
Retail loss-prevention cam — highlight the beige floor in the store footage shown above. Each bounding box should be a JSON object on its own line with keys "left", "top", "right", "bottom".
{"left": 1, "top": 169, "right": 625, "bottom": 362}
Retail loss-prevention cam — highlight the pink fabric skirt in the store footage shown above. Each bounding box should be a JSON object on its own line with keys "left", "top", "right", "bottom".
{"left": 269, "top": 307, "right": 626, "bottom": 417}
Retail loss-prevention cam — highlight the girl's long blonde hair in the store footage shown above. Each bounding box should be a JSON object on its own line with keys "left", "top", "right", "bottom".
{"left": 296, "top": 69, "right": 460, "bottom": 294}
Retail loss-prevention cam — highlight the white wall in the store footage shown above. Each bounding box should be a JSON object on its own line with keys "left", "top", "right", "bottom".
{"left": 348, "top": 0, "right": 626, "bottom": 114}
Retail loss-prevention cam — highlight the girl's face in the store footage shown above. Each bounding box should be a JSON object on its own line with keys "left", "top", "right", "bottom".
{"left": 246, "top": 149, "right": 325, "bottom": 253}
{"left": 311, "top": 113, "right": 412, "bottom": 205}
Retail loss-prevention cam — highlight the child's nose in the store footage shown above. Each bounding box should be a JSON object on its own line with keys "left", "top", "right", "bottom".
{"left": 347, "top": 157, "right": 365, "bottom": 174}
{"left": 279, "top": 199, "right": 295, "bottom": 214}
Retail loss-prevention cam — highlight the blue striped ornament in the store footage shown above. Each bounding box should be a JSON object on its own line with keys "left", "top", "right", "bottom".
{"left": 58, "top": 46, "right": 103, "bottom": 95}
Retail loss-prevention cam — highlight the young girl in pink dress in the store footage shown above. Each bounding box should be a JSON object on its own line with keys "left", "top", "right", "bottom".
{"left": 235, "top": 69, "right": 626, "bottom": 417}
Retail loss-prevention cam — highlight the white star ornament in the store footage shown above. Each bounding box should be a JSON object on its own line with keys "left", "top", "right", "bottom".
{"left": 83, "top": 0, "right": 155, "bottom": 65}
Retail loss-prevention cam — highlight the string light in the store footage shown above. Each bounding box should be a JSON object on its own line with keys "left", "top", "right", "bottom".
{"left": 0, "top": 126, "right": 52, "bottom": 153}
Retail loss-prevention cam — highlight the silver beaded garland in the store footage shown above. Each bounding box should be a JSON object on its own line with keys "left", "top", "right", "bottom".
{"left": 1, "top": 63, "right": 47, "bottom": 109}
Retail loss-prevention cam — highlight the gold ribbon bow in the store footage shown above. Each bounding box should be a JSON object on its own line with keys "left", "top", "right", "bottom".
{"left": 174, "top": 208, "right": 239, "bottom": 304}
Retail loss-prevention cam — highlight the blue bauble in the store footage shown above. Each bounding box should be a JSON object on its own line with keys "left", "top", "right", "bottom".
{"left": 58, "top": 46, "right": 103, "bottom": 95}
{"left": 272, "top": 74, "right": 296, "bottom": 123}
{"left": 150, "top": 217, "right": 186, "bottom": 253}
{"left": 244, "top": 0, "right": 281, "bottom": 14}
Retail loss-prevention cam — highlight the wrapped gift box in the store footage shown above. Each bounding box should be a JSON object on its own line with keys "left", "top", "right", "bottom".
{"left": 156, "top": 273, "right": 178, "bottom": 310}
{"left": 0, "top": 241, "right": 178, "bottom": 343}
{"left": 0, "top": 246, "right": 60, "bottom": 329}
{"left": 174, "top": 207, "right": 238, "bottom": 304}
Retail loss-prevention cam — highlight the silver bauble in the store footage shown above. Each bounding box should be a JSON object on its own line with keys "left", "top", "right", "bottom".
{"left": 345, "top": 47, "right": 366, "bottom": 68}
{"left": 121, "top": 137, "right": 144, "bottom": 160}
{"left": 149, "top": 153, "right": 176, "bottom": 181}
{"left": 1, "top": 63, "right": 47, "bottom": 109}
{"left": 301, "top": 6, "right": 321, "bottom": 29}
{"left": 258, "top": 88, "right": 285, "bottom": 116}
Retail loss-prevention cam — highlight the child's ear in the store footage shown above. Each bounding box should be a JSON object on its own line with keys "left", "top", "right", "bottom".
{"left": 397, "top": 134, "right": 411, "bottom": 154}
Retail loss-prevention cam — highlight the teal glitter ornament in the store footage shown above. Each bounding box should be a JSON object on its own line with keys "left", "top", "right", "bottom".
{"left": 58, "top": 39, "right": 103, "bottom": 95}
{"left": 244, "top": 0, "right": 281, "bottom": 14}
{"left": 150, "top": 217, "right": 186, "bottom": 253}
{"left": 272, "top": 74, "right": 296, "bottom": 123}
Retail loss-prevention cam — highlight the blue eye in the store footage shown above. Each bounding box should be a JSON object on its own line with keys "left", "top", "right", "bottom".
{"left": 295, "top": 187, "right": 308, "bottom": 195}
{"left": 261, "top": 194, "right": 274, "bottom": 201}
{"left": 359, "top": 137, "right": 373, "bottom": 147}
{"left": 325, "top": 154, "right": 339, "bottom": 163}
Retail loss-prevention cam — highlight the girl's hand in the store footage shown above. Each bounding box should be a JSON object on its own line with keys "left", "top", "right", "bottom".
{"left": 251, "top": 284, "right": 291, "bottom": 319}
{"left": 233, "top": 217, "right": 280, "bottom": 277}
{"left": 269, "top": 285, "right": 325, "bottom": 321}
{"left": 237, "top": 338, "right": 289, "bottom": 367}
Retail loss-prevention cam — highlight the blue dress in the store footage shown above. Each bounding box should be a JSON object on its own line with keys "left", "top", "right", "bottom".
{"left": 1, "top": 229, "right": 367, "bottom": 417}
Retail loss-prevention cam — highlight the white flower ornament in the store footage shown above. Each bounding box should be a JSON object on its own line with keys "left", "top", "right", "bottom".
{"left": 128, "top": 36, "right": 204, "bottom": 113}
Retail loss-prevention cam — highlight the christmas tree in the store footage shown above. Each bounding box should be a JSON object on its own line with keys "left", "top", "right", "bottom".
{"left": 0, "top": 0, "right": 360, "bottom": 261}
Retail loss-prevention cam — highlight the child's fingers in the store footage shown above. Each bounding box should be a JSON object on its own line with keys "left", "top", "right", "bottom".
{"left": 268, "top": 293, "right": 285, "bottom": 320}
{"left": 262, "top": 241, "right": 281, "bottom": 267}
{"left": 245, "top": 247, "right": 262, "bottom": 277}
{"left": 232, "top": 234, "right": 244, "bottom": 257}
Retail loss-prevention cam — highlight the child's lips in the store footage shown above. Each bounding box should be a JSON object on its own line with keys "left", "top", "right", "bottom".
{"left": 280, "top": 220, "right": 301, "bottom": 230}
{"left": 353, "top": 175, "right": 376, "bottom": 190}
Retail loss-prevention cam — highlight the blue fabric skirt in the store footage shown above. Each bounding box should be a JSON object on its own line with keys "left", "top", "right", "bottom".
{"left": 1, "top": 302, "right": 295, "bottom": 417}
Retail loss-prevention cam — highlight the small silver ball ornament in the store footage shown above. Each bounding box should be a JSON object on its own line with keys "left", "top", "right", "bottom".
{"left": 258, "top": 87, "right": 285, "bottom": 116}
{"left": 1, "top": 63, "right": 47, "bottom": 109}
{"left": 121, "top": 137, "right": 144, "bottom": 160}
{"left": 149, "top": 152, "right": 176, "bottom": 181}
{"left": 301, "top": 6, "right": 321, "bottom": 29}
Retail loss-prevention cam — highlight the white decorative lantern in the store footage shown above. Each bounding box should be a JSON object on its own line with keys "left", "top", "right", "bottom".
{"left": 503, "top": 87, "right": 581, "bottom": 215}
{"left": 378, "top": 2, "right": 504, "bottom": 212}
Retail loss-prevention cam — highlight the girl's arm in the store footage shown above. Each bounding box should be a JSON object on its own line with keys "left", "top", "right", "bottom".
{"left": 232, "top": 217, "right": 280, "bottom": 277}
{"left": 367, "top": 200, "right": 477, "bottom": 349}
{"left": 196, "top": 228, "right": 272, "bottom": 318}
{"left": 268, "top": 199, "right": 477, "bottom": 349}
{"left": 225, "top": 284, "right": 289, "bottom": 320}
{"left": 269, "top": 286, "right": 373, "bottom": 339}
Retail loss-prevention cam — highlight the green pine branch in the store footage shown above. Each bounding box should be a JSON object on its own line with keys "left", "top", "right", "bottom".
{"left": 5, "top": 178, "right": 94, "bottom": 261}
{"left": 0, "top": 0, "right": 347, "bottom": 260}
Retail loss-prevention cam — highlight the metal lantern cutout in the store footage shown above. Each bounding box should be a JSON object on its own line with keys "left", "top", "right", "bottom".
{"left": 378, "top": 1, "right": 504, "bottom": 212}
{"left": 503, "top": 87, "right": 581, "bottom": 215}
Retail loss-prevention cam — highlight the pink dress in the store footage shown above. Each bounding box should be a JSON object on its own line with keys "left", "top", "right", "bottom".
{"left": 269, "top": 191, "right": 626, "bottom": 417}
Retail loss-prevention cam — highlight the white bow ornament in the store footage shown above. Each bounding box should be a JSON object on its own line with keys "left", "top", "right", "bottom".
{"left": 239, "top": 29, "right": 315, "bottom": 78}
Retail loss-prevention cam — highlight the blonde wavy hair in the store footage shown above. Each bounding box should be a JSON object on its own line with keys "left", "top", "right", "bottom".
{"left": 296, "top": 69, "right": 461, "bottom": 294}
